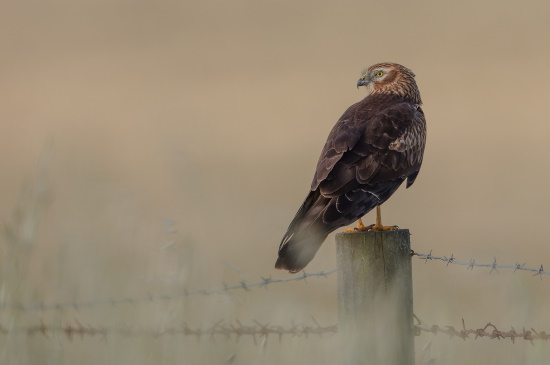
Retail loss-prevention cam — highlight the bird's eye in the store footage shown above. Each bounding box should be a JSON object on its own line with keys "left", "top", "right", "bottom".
{"left": 376, "top": 71, "right": 384, "bottom": 77}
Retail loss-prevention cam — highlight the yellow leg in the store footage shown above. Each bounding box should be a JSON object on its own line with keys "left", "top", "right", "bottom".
{"left": 344, "top": 206, "right": 399, "bottom": 233}
{"left": 368, "top": 206, "right": 398, "bottom": 231}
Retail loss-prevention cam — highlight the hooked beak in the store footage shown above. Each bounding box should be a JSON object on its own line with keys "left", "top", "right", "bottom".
{"left": 357, "top": 77, "right": 368, "bottom": 88}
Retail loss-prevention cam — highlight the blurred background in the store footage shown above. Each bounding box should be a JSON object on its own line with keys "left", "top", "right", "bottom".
{"left": 1, "top": 0, "right": 550, "bottom": 363}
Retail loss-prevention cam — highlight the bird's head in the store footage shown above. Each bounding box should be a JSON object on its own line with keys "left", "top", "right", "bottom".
{"left": 357, "top": 62, "right": 421, "bottom": 104}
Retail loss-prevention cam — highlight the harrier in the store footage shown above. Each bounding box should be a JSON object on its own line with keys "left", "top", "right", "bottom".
{"left": 275, "top": 62, "right": 426, "bottom": 273}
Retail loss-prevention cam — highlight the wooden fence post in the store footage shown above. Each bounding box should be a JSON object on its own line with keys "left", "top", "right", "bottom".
{"left": 336, "top": 229, "right": 414, "bottom": 365}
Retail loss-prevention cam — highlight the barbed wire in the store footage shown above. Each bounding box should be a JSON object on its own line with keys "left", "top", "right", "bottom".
{"left": 414, "top": 318, "right": 550, "bottom": 343}
{"left": 412, "top": 250, "right": 549, "bottom": 278}
{"left": 0, "top": 269, "right": 336, "bottom": 312}
{"left": 0, "top": 320, "right": 337, "bottom": 342}
{"left": 2, "top": 249, "right": 548, "bottom": 313}
{"left": 1, "top": 318, "right": 548, "bottom": 343}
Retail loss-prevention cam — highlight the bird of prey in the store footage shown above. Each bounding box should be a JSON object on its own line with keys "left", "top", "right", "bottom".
{"left": 275, "top": 62, "right": 426, "bottom": 273}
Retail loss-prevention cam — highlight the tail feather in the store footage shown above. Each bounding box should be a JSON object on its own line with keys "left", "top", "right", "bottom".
{"left": 275, "top": 230, "right": 328, "bottom": 273}
{"left": 275, "top": 190, "right": 331, "bottom": 273}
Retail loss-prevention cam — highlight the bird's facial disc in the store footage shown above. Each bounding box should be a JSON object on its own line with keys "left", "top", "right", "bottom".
{"left": 357, "top": 68, "right": 389, "bottom": 89}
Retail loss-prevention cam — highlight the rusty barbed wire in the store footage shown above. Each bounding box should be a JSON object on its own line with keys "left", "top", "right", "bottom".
{"left": 0, "top": 320, "right": 337, "bottom": 342}
{"left": 412, "top": 250, "right": 549, "bottom": 278}
{"left": 0, "top": 269, "right": 336, "bottom": 312}
{"left": 414, "top": 318, "right": 550, "bottom": 343}
{"left": 1, "top": 318, "right": 548, "bottom": 343}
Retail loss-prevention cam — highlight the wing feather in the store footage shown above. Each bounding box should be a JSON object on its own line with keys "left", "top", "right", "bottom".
{"left": 313, "top": 98, "right": 425, "bottom": 194}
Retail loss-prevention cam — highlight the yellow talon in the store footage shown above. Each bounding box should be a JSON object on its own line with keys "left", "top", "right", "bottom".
{"left": 344, "top": 206, "right": 399, "bottom": 232}
{"left": 344, "top": 218, "right": 371, "bottom": 232}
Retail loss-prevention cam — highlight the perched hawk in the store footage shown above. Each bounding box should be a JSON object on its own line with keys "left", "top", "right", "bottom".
{"left": 275, "top": 62, "right": 426, "bottom": 273}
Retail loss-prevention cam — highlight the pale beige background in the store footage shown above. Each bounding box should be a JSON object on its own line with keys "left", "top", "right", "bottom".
{"left": 1, "top": 0, "right": 549, "bottom": 363}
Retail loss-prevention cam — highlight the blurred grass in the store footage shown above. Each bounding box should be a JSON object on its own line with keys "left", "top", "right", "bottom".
{"left": 0, "top": 157, "right": 549, "bottom": 364}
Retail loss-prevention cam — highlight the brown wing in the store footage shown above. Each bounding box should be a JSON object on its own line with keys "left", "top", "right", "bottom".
{"left": 313, "top": 99, "right": 425, "bottom": 197}
{"left": 310, "top": 102, "right": 364, "bottom": 189}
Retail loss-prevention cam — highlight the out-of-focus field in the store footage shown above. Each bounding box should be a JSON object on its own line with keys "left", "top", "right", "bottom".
{"left": 1, "top": 0, "right": 550, "bottom": 363}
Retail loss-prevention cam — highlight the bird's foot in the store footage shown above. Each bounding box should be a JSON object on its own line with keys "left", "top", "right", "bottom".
{"left": 344, "top": 218, "right": 398, "bottom": 232}
{"left": 367, "top": 224, "right": 399, "bottom": 232}
{"left": 344, "top": 224, "right": 375, "bottom": 232}
{"left": 344, "top": 224, "right": 399, "bottom": 232}
{"left": 344, "top": 218, "right": 372, "bottom": 232}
